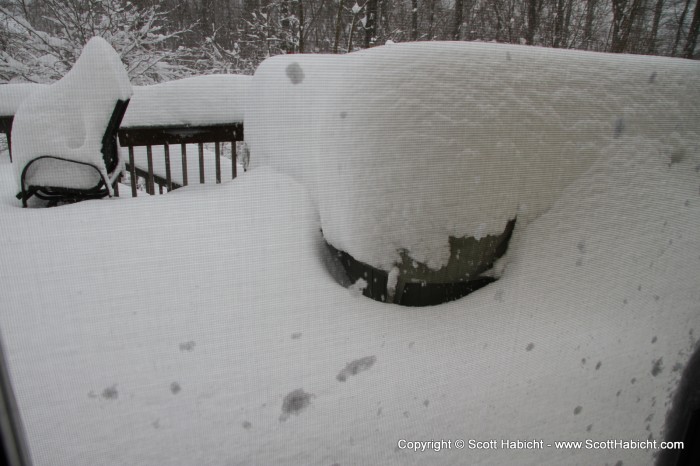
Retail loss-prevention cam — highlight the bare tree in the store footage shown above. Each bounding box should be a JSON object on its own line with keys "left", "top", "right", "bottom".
{"left": 610, "top": 0, "right": 644, "bottom": 52}
{"left": 682, "top": 0, "right": 700, "bottom": 57}
{"left": 365, "top": 0, "right": 378, "bottom": 47}
{"left": 453, "top": 0, "right": 463, "bottom": 40}
{"left": 673, "top": 0, "right": 693, "bottom": 55}
{"left": 333, "top": 0, "right": 345, "bottom": 53}
{"left": 297, "top": 0, "right": 305, "bottom": 53}
{"left": 411, "top": 0, "right": 418, "bottom": 41}
{"left": 582, "top": 0, "right": 598, "bottom": 49}
{"left": 647, "top": 0, "right": 664, "bottom": 53}
{"left": 526, "top": 0, "right": 543, "bottom": 45}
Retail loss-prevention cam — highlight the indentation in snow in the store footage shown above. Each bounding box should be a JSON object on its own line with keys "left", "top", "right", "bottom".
{"left": 102, "top": 384, "right": 118, "bottom": 400}
{"left": 336, "top": 356, "right": 377, "bottom": 382}
{"left": 280, "top": 389, "right": 313, "bottom": 421}
{"left": 179, "top": 341, "right": 196, "bottom": 352}
{"left": 286, "top": 62, "right": 305, "bottom": 85}
{"left": 614, "top": 117, "right": 625, "bottom": 138}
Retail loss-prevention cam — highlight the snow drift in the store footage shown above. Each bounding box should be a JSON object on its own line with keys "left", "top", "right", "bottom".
{"left": 246, "top": 42, "right": 700, "bottom": 272}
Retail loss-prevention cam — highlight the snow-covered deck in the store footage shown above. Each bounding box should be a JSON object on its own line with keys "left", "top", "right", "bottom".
{"left": 1, "top": 136, "right": 699, "bottom": 465}
{"left": 0, "top": 43, "right": 699, "bottom": 465}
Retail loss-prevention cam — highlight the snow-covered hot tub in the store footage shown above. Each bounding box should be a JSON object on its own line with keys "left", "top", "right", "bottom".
{"left": 246, "top": 42, "right": 700, "bottom": 305}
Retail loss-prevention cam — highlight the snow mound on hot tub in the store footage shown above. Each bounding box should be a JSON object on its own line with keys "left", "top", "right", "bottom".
{"left": 246, "top": 42, "right": 700, "bottom": 271}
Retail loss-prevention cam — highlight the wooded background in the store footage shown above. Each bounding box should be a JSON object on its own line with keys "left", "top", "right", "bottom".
{"left": 1, "top": 0, "right": 699, "bottom": 84}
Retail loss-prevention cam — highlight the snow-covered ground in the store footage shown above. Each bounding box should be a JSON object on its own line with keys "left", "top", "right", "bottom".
{"left": 0, "top": 43, "right": 699, "bottom": 465}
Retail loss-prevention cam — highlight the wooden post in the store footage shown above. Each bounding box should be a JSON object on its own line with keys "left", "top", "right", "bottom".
{"left": 129, "top": 146, "right": 137, "bottom": 198}
{"left": 146, "top": 145, "right": 155, "bottom": 195}
{"left": 164, "top": 142, "right": 172, "bottom": 192}
{"left": 231, "top": 141, "right": 237, "bottom": 179}
{"left": 198, "top": 143, "right": 205, "bottom": 184}
{"left": 6, "top": 130, "right": 11, "bottom": 163}
{"left": 215, "top": 142, "right": 222, "bottom": 184}
{"left": 181, "top": 143, "right": 188, "bottom": 187}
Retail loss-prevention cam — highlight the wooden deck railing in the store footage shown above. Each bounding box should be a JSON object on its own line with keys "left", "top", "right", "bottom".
{"left": 2, "top": 117, "right": 245, "bottom": 198}
{"left": 116, "top": 122, "right": 244, "bottom": 197}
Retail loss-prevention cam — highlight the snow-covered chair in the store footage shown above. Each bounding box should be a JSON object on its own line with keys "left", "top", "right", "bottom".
{"left": 12, "top": 37, "right": 132, "bottom": 207}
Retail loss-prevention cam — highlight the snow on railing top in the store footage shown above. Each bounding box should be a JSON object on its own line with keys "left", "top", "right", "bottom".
{"left": 12, "top": 37, "right": 133, "bottom": 191}
{"left": 120, "top": 74, "right": 251, "bottom": 128}
{"left": 1, "top": 74, "right": 251, "bottom": 127}
{"left": 246, "top": 42, "right": 700, "bottom": 272}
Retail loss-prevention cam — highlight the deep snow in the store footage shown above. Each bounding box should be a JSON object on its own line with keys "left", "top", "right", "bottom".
{"left": 0, "top": 43, "right": 699, "bottom": 466}
{"left": 1, "top": 135, "right": 699, "bottom": 465}
{"left": 247, "top": 42, "right": 700, "bottom": 272}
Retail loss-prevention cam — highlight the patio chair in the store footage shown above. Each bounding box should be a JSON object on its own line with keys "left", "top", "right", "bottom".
{"left": 12, "top": 37, "right": 132, "bottom": 207}
{"left": 16, "top": 99, "right": 129, "bottom": 207}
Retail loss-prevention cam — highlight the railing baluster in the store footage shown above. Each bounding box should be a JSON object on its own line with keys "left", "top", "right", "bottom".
{"left": 215, "top": 142, "right": 221, "bottom": 184}
{"left": 199, "top": 143, "right": 205, "bottom": 184}
{"left": 181, "top": 143, "right": 188, "bottom": 187}
{"left": 231, "top": 140, "right": 237, "bottom": 179}
{"left": 7, "top": 130, "right": 12, "bottom": 162}
{"left": 164, "top": 142, "right": 172, "bottom": 192}
{"left": 146, "top": 145, "right": 155, "bottom": 195}
{"left": 129, "top": 146, "right": 137, "bottom": 197}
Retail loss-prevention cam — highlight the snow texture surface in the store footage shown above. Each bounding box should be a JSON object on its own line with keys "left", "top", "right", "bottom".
{"left": 11, "top": 37, "right": 132, "bottom": 191}
{"left": 247, "top": 42, "right": 700, "bottom": 271}
{"left": 0, "top": 43, "right": 699, "bottom": 466}
{"left": 120, "top": 75, "right": 250, "bottom": 128}
{"left": 1, "top": 141, "right": 699, "bottom": 466}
